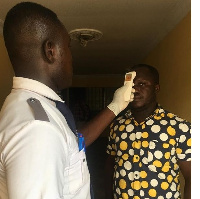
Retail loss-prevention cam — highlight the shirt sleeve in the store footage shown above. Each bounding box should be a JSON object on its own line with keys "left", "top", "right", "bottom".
{"left": 106, "top": 121, "right": 117, "bottom": 156}
{"left": 4, "top": 121, "right": 67, "bottom": 199}
{"left": 176, "top": 121, "right": 191, "bottom": 161}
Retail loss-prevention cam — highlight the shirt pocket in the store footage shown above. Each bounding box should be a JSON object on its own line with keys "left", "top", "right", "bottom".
{"left": 147, "top": 140, "right": 172, "bottom": 173}
{"left": 64, "top": 149, "right": 90, "bottom": 195}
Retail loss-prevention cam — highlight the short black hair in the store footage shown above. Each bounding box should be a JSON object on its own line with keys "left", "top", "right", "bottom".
{"left": 126, "top": 64, "right": 159, "bottom": 84}
{"left": 3, "top": 2, "right": 63, "bottom": 61}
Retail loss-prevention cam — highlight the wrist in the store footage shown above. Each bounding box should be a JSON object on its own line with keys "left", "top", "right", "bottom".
{"left": 107, "top": 102, "right": 120, "bottom": 116}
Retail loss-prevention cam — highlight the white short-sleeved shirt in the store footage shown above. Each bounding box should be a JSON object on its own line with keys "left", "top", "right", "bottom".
{"left": 0, "top": 77, "right": 91, "bottom": 199}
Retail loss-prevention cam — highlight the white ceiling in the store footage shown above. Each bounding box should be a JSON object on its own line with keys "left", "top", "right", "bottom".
{"left": 0, "top": 0, "right": 191, "bottom": 75}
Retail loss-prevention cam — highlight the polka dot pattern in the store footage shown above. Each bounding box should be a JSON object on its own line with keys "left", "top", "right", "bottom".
{"left": 106, "top": 105, "right": 191, "bottom": 198}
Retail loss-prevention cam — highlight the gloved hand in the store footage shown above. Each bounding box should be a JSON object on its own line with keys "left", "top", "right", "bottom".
{"left": 107, "top": 83, "right": 135, "bottom": 116}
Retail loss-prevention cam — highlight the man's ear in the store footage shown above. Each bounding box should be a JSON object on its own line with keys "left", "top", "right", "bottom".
{"left": 155, "top": 84, "right": 160, "bottom": 93}
{"left": 43, "top": 40, "right": 56, "bottom": 63}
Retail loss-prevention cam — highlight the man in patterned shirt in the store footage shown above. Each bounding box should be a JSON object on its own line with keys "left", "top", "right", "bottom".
{"left": 105, "top": 64, "right": 191, "bottom": 199}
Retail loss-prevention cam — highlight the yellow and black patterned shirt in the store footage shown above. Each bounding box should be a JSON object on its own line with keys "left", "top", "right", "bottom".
{"left": 106, "top": 105, "right": 191, "bottom": 199}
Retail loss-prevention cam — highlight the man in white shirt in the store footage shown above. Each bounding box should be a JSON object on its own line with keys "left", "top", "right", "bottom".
{"left": 0, "top": 2, "right": 134, "bottom": 199}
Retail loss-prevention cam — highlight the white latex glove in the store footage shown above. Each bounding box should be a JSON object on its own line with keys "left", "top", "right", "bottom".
{"left": 107, "top": 83, "right": 135, "bottom": 116}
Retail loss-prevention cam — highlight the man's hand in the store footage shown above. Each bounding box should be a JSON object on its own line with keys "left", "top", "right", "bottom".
{"left": 107, "top": 83, "right": 135, "bottom": 116}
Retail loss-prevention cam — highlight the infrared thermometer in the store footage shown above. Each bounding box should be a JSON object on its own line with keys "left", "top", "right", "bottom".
{"left": 124, "top": 71, "right": 136, "bottom": 101}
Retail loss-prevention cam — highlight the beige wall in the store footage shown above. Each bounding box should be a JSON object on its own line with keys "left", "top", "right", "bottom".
{"left": 143, "top": 12, "right": 191, "bottom": 122}
{"left": 0, "top": 35, "right": 14, "bottom": 109}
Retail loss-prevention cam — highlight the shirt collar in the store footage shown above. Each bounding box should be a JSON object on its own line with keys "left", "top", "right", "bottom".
{"left": 12, "top": 77, "right": 65, "bottom": 103}
{"left": 125, "top": 104, "right": 164, "bottom": 120}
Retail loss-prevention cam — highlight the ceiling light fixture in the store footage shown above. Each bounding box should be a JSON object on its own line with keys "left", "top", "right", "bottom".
{"left": 69, "top": 28, "right": 103, "bottom": 47}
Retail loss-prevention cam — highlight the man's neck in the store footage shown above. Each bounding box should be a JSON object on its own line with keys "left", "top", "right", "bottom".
{"left": 131, "top": 102, "right": 158, "bottom": 124}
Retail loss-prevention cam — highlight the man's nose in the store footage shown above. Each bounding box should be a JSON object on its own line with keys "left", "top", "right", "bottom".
{"left": 133, "top": 84, "right": 140, "bottom": 92}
